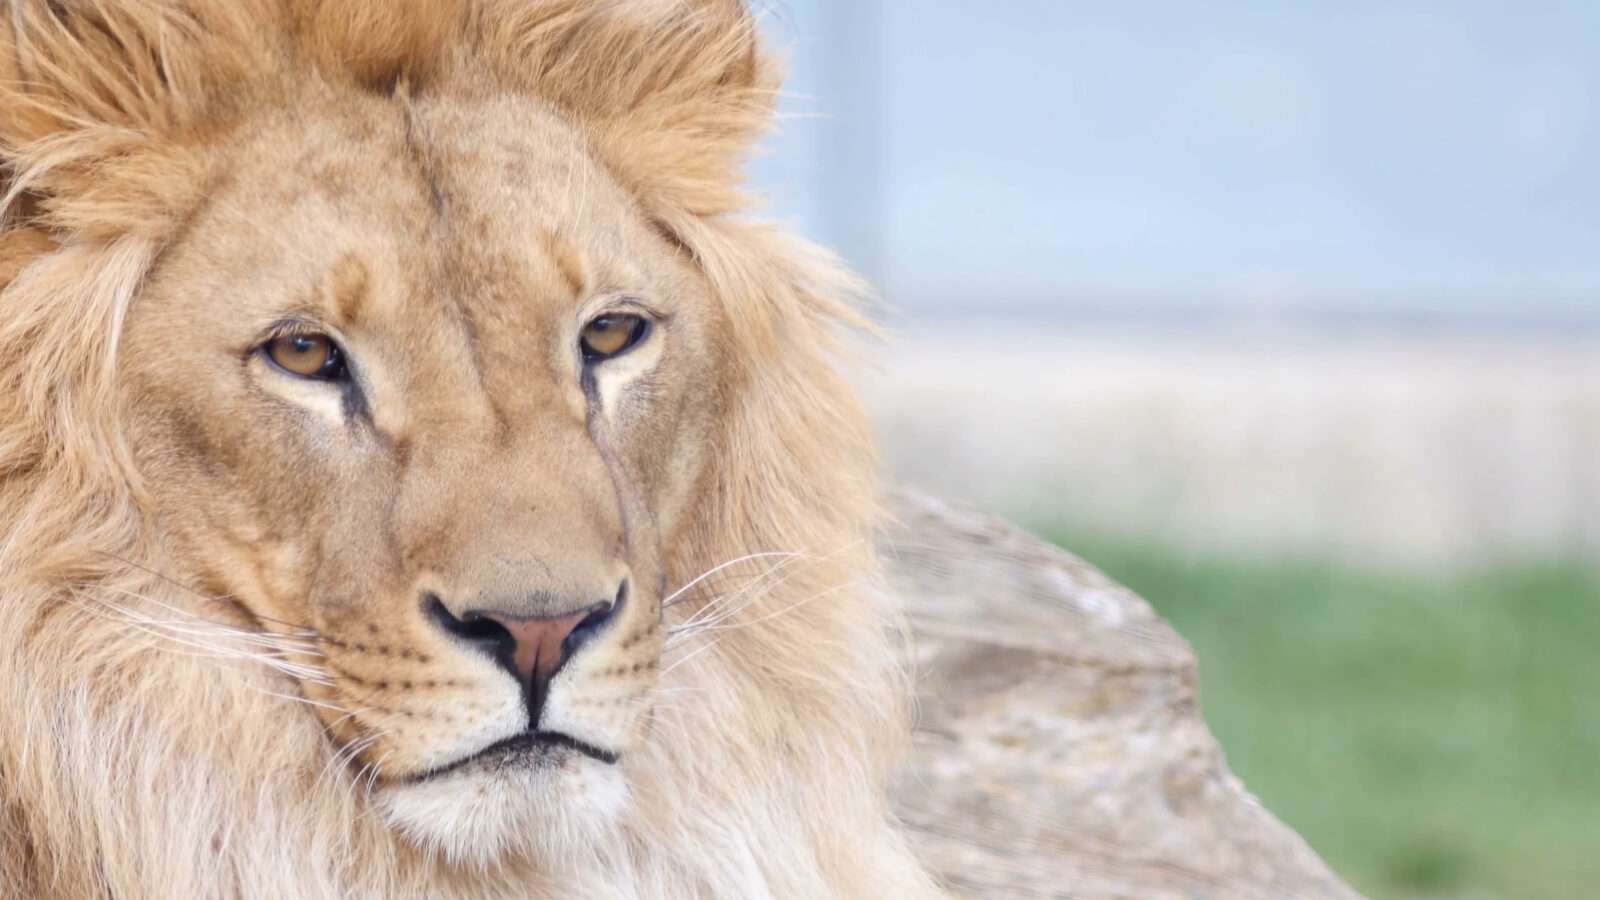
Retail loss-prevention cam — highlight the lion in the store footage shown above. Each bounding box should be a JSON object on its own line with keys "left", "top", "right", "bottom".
{"left": 0, "top": 1, "right": 942, "bottom": 896}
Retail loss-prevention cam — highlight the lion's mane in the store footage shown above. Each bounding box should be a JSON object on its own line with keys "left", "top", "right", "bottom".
{"left": 0, "top": 2, "right": 935, "bottom": 896}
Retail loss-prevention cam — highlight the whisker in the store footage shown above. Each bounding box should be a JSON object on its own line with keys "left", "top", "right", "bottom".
{"left": 661, "top": 550, "right": 805, "bottom": 609}
{"left": 92, "top": 607, "right": 324, "bottom": 656}
{"left": 317, "top": 729, "right": 385, "bottom": 798}
{"left": 671, "top": 553, "right": 806, "bottom": 630}
{"left": 647, "top": 686, "right": 707, "bottom": 698}
{"left": 245, "top": 686, "right": 351, "bottom": 715}
{"left": 72, "top": 591, "right": 352, "bottom": 717}
{"left": 94, "top": 584, "right": 325, "bottom": 651}
{"left": 669, "top": 553, "right": 811, "bottom": 636}
{"left": 340, "top": 730, "right": 393, "bottom": 809}
{"left": 66, "top": 593, "right": 335, "bottom": 686}
{"left": 662, "top": 581, "right": 854, "bottom": 678}
{"left": 326, "top": 705, "right": 380, "bottom": 731}
{"left": 667, "top": 540, "right": 865, "bottom": 640}
{"left": 660, "top": 635, "right": 724, "bottom": 678}
{"left": 93, "top": 551, "right": 326, "bottom": 636}
{"left": 682, "top": 582, "right": 852, "bottom": 638}
{"left": 363, "top": 750, "right": 394, "bottom": 801}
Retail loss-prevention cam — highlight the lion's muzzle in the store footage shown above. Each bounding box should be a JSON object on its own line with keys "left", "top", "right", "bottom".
{"left": 425, "top": 580, "right": 626, "bottom": 732}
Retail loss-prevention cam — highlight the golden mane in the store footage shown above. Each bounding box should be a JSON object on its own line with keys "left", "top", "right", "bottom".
{"left": 0, "top": 1, "right": 937, "bottom": 895}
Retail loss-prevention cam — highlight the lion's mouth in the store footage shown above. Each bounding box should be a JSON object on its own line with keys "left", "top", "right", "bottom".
{"left": 412, "top": 731, "right": 619, "bottom": 781}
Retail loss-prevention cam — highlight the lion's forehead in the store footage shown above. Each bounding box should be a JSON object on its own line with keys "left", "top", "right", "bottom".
{"left": 160, "top": 91, "right": 687, "bottom": 411}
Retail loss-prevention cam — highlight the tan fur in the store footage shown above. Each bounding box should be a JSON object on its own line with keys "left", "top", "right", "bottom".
{"left": 0, "top": 2, "right": 941, "bottom": 896}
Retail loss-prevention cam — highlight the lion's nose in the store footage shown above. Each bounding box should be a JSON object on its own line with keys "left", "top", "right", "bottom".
{"left": 468, "top": 607, "right": 596, "bottom": 684}
{"left": 426, "top": 583, "right": 623, "bottom": 713}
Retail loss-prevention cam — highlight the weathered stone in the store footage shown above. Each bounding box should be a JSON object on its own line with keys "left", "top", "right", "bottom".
{"left": 883, "top": 490, "right": 1361, "bottom": 899}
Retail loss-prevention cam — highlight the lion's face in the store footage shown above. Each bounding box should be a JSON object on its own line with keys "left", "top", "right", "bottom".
{"left": 0, "top": 2, "right": 938, "bottom": 893}
{"left": 119, "top": 88, "right": 716, "bottom": 854}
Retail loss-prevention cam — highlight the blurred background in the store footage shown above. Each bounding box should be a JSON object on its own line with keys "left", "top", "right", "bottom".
{"left": 750, "top": 3, "right": 1598, "bottom": 899}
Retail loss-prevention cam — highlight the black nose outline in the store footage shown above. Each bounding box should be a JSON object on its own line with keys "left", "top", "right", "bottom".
{"left": 563, "top": 579, "right": 627, "bottom": 657}
{"left": 424, "top": 579, "right": 627, "bottom": 727}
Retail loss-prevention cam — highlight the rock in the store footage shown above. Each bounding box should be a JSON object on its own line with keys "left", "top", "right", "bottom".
{"left": 882, "top": 490, "right": 1362, "bottom": 900}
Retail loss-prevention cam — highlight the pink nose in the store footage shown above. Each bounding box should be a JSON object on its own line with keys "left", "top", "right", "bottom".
{"left": 426, "top": 588, "right": 624, "bottom": 724}
{"left": 474, "top": 610, "right": 591, "bottom": 685}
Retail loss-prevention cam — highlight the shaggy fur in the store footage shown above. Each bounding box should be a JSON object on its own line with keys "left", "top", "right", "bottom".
{"left": 0, "top": 1, "right": 941, "bottom": 896}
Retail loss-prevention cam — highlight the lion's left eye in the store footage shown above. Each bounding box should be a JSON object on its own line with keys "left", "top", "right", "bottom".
{"left": 580, "top": 314, "right": 649, "bottom": 363}
{"left": 263, "top": 333, "right": 348, "bottom": 381}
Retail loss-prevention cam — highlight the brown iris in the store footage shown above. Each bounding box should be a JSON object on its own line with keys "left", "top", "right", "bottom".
{"left": 580, "top": 313, "right": 648, "bottom": 362}
{"left": 264, "top": 333, "right": 346, "bottom": 380}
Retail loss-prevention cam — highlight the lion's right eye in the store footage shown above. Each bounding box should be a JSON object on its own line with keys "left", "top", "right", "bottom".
{"left": 263, "top": 334, "right": 348, "bottom": 381}
{"left": 580, "top": 313, "right": 649, "bottom": 363}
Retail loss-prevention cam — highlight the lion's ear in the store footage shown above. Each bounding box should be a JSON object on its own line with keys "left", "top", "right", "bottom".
{"left": 480, "top": 0, "right": 774, "bottom": 217}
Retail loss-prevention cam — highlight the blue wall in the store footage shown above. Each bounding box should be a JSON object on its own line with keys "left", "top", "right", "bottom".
{"left": 750, "top": 1, "right": 1600, "bottom": 325}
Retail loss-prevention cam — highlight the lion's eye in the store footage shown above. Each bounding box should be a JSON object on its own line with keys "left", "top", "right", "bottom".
{"left": 580, "top": 314, "right": 648, "bottom": 363}
{"left": 264, "top": 334, "right": 347, "bottom": 381}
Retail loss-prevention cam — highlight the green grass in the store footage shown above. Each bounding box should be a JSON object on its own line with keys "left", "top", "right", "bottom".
{"left": 1032, "top": 527, "right": 1600, "bottom": 900}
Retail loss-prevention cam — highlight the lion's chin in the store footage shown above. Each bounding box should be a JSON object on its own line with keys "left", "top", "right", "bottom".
{"left": 377, "top": 755, "right": 628, "bottom": 868}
